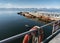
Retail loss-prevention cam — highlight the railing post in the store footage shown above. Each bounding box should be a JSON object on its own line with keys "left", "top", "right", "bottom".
{"left": 52, "top": 22, "right": 55, "bottom": 34}
{"left": 52, "top": 20, "right": 60, "bottom": 34}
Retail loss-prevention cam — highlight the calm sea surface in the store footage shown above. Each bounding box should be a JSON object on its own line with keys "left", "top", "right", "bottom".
{"left": 0, "top": 11, "right": 52, "bottom": 43}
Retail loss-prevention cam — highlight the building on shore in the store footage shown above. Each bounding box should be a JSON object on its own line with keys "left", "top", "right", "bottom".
{"left": 29, "top": 11, "right": 60, "bottom": 20}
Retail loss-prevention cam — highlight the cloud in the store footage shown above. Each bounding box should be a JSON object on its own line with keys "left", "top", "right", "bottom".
{"left": 0, "top": 3, "right": 34, "bottom": 8}
{"left": 0, "top": 3, "right": 60, "bottom": 8}
{"left": 0, "top": 3, "right": 21, "bottom": 8}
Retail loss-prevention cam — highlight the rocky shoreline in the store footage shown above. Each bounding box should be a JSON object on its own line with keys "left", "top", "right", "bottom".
{"left": 17, "top": 11, "right": 60, "bottom": 23}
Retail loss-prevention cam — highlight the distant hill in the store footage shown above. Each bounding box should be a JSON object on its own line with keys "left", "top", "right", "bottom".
{"left": 0, "top": 8, "right": 60, "bottom": 12}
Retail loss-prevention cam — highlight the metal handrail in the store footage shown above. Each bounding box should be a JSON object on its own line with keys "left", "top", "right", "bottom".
{"left": 0, "top": 20, "right": 59, "bottom": 43}
{"left": 39, "top": 20, "right": 58, "bottom": 29}
{"left": 41, "top": 29, "right": 60, "bottom": 43}
{"left": 0, "top": 30, "right": 37, "bottom": 43}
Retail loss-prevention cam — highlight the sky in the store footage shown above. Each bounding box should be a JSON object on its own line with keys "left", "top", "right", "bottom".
{"left": 0, "top": 0, "right": 60, "bottom": 8}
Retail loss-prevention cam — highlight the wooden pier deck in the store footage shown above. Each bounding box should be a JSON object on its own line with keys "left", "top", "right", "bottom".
{"left": 49, "top": 33, "right": 60, "bottom": 43}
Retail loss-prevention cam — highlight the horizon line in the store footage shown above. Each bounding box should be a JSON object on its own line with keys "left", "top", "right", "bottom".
{"left": 0, "top": 7, "right": 60, "bottom": 9}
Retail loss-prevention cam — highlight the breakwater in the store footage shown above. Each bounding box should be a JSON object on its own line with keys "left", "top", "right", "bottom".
{"left": 18, "top": 11, "right": 60, "bottom": 22}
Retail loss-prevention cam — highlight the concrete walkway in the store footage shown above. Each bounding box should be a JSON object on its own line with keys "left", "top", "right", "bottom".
{"left": 49, "top": 33, "right": 60, "bottom": 43}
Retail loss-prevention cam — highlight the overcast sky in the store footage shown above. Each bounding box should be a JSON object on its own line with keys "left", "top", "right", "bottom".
{"left": 0, "top": 0, "right": 60, "bottom": 8}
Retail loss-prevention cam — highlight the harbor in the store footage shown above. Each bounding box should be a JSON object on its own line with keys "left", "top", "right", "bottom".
{"left": 0, "top": 0, "right": 60, "bottom": 43}
{"left": 0, "top": 10, "right": 53, "bottom": 43}
{"left": 0, "top": 10, "right": 60, "bottom": 43}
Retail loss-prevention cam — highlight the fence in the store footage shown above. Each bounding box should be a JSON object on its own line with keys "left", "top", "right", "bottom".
{"left": 0, "top": 20, "right": 60, "bottom": 43}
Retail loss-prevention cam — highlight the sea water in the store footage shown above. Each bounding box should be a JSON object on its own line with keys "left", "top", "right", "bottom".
{"left": 0, "top": 10, "right": 52, "bottom": 43}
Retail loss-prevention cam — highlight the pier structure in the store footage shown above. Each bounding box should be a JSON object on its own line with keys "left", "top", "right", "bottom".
{"left": 18, "top": 11, "right": 60, "bottom": 21}
{"left": 0, "top": 20, "right": 60, "bottom": 43}
{"left": 49, "top": 33, "right": 60, "bottom": 43}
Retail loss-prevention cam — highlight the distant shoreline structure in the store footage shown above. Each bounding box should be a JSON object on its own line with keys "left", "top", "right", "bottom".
{"left": 18, "top": 11, "right": 60, "bottom": 22}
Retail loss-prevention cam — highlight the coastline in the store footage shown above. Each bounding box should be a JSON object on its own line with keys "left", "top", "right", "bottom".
{"left": 17, "top": 11, "right": 60, "bottom": 23}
